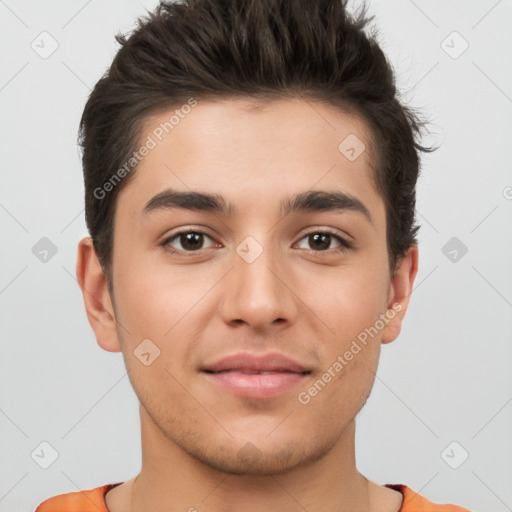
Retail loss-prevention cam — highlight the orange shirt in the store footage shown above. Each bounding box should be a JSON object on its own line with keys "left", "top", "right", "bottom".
{"left": 34, "top": 482, "right": 471, "bottom": 511}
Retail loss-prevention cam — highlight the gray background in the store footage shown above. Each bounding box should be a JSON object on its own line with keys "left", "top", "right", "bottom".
{"left": 1, "top": 1, "right": 511, "bottom": 511}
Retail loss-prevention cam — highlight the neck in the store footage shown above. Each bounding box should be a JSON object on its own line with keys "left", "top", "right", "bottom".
{"left": 129, "top": 407, "right": 374, "bottom": 512}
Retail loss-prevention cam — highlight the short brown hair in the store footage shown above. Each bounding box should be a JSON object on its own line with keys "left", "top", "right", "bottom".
{"left": 79, "top": 0, "right": 434, "bottom": 292}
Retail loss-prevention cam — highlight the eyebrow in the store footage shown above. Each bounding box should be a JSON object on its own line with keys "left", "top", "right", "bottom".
{"left": 142, "top": 188, "right": 372, "bottom": 224}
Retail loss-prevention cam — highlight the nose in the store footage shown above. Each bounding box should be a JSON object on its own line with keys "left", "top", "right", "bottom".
{"left": 218, "top": 243, "right": 299, "bottom": 330}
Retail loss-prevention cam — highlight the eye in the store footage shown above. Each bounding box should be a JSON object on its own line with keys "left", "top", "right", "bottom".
{"left": 296, "top": 231, "right": 352, "bottom": 253}
{"left": 162, "top": 230, "right": 218, "bottom": 253}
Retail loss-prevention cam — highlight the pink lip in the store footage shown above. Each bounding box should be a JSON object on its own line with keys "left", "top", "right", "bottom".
{"left": 201, "top": 352, "right": 311, "bottom": 399}
{"left": 201, "top": 352, "right": 309, "bottom": 373}
{"left": 202, "top": 371, "right": 308, "bottom": 399}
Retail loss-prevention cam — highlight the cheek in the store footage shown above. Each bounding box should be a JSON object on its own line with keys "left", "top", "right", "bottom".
{"left": 114, "top": 262, "right": 207, "bottom": 337}
{"left": 302, "top": 261, "right": 390, "bottom": 341}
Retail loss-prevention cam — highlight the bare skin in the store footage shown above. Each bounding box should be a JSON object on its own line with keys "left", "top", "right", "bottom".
{"left": 105, "top": 473, "right": 403, "bottom": 512}
{"left": 77, "top": 97, "right": 417, "bottom": 512}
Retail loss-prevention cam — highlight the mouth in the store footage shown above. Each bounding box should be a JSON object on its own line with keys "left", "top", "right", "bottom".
{"left": 200, "top": 352, "right": 312, "bottom": 399}
{"left": 203, "top": 369, "right": 311, "bottom": 375}
{"left": 201, "top": 370, "right": 311, "bottom": 399}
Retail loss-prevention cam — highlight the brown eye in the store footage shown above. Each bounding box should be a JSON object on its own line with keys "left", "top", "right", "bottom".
{"left": 308, "top": 233, "right": 331, "bottom": 250}
{"left": 296, "top": 231, "right": 351, "bottom": 252}
{"left": 164, "top": 231, "right": 216, "bottom": 252}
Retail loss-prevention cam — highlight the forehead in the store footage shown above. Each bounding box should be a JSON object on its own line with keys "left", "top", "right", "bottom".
{"left": 141, "top": 97, "right": 377, "bottom": 171}
{"left": 117, "top": 97, "right": 382, "bottom": 220}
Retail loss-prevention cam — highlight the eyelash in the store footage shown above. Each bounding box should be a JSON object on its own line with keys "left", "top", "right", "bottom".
{"left": 160, "top": 228, "right": 353, "bottom": 255}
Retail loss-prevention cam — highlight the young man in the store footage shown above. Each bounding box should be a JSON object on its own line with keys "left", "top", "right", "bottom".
{"left": 36, "top": 0, "right": 470, "bottom": 510}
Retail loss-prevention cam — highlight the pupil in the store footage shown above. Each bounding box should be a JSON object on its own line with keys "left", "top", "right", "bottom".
{"left": 310, "top": 233, "right": 330, "bottom": 250}
{"left": 181, "top": 232, "right": 203, "bottom": 250}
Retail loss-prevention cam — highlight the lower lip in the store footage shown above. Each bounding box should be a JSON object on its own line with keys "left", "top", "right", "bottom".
{"left": 202, "top": 371, "right": 308, "bottom": 399}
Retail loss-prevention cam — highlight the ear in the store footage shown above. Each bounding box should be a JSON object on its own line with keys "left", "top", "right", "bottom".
{"left": 76, "top": 237, "right": 122, "bottom": 352}
{"left": 381, "top": 244, "right": 419, "bottom": 344}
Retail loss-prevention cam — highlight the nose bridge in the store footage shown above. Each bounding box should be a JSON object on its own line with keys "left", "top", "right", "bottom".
{"left": 220, "top": 235, "right": 296, "bottom": 328}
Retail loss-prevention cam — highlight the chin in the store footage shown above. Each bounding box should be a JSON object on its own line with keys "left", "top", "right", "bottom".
{"left": 189, "top": 437, "right": 327, "bottom": 476}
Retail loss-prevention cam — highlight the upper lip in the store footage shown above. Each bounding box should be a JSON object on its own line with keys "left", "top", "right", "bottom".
{"left": 201, "top": 352, "right": 310, "bottom": 373}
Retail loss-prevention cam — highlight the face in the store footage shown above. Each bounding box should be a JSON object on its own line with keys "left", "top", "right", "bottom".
{"left": 83, "top": 97, "right": 416, "bottom": 475}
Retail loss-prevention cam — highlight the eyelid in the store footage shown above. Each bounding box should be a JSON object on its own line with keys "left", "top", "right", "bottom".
{"left": 295, "top": 228, "right": 353, "bottom": 252}
{"left": 160, "top": 226, "right": 353, "bottom": 254}
{"left": 298, "top": 226, "right": 352, "bottom": 241}
{"left": 161, "top": 226, "right": 221, "bottom": 253}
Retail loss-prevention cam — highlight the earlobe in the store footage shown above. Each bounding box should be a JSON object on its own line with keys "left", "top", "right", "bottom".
{"left": 381, "top": 244, "right": 419, "bottom": 344}
{"left": 76, "top": 237, "right": 122, "bottom": 352}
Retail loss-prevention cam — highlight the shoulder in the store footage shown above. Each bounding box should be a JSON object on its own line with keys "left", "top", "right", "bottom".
{"left": 34, "top": 483, "right": 122, "bottom": 512}
{"left": 387, "top": 484, "right": 472, "bottom": 512}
